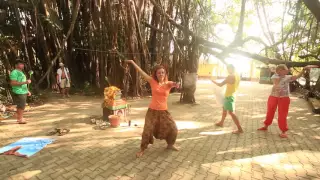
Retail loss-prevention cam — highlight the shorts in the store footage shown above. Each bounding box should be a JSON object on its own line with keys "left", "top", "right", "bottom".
{"left": 13, "top": 93, "right": 27, "bottom": 110}
{"left": 223, "top": 96, "right": 235, "bottom": 112}
{"left": 60, "top": 79, "right": 70, "bottom": 88}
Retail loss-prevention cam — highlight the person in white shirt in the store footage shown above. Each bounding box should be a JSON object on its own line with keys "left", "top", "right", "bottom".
{"left": 56, "top": 62, "right": 71, "bottom": 98}
{"left": 258, "top": 64, "right": 317, "bottom": 138}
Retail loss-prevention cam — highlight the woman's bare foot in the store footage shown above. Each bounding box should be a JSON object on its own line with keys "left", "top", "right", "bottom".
{"left": 279, "top": 133, "right": 288, "bottom": 138}
{"left": 215, "top": 122, "right": 224, "bottom": 127}
{"left": 232, "top": 129, "right": 243, "bottom": 134}
{"left": 136, "top": 151, "right": 144, "bottom": 158}
{"left": 167, "top": 145, "right": 179, "bottom": 151}
{"left": 17, "top": 119, "right": 27, "bottom": 124}
{"left": 258, "top": 126, "right": 268, "bottom": 131}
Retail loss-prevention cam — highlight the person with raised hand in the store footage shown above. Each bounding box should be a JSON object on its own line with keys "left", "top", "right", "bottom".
{"left": 125, "top": 60, "right": 180, "bottom": 158}
{"left": 258, "top": 64, "right": 316, "bottom": 138}
{"left": 211, "top": 64, "right": 243, "bottom": 134}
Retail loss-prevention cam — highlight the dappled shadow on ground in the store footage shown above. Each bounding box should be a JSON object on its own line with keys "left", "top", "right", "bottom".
{"left": 2, "top": 122, "right": 320, "bottom": 179}
{"left": 0, "top": 81, "right": 320, "bottom": 179}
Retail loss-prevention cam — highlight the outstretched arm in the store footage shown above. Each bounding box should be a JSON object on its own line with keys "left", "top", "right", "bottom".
{"left": 291, "top": 65, "right": 319, "bottom": 81}
{"left": 168, "top": 81, "right": 180, "bottom": 89}
{"left": 125, "top": 60, "right": 152, "bottom": 82}
{"left": 291, "top": 68, "right": 305, "bottom": 81}
{"left": 211, "top": 79, "right": 226, "bottom": 87}
{"left": 211, "top": 75, "right": 234, "bottom": 87}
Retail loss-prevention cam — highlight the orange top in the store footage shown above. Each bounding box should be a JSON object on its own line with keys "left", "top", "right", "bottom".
{"left": 149, "top": 79, "right": 174, "bottom": 110}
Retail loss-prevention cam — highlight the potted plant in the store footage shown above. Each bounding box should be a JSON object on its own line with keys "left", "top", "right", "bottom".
{"left": 108, "top": 115, "right": 120, "bottom": 128}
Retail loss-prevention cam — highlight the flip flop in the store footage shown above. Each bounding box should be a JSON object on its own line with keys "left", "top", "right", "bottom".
{"left": 257, "top": 127, "right": 268, "bottom": 131}
{"left": 14, "top": 152, "right": 27, "bottom": 158}
{"left": 47, "top": 129, "right": 58, "bottom": 136}
{"left": 58, "top": 128, "right": 70, "bottom": 136}
{"left": 2, "top": 146, "right": 27, "bottom": 158}
{"left": 17, "top": 120, "right": 27, "bottom": 124}
{"left": 2, "top": 146, "right": 21, "bottom": 155}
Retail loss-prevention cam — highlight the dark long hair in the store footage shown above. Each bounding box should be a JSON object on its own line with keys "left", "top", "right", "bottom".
{"left": 152, "top": 65, "right": 168, "bottom": 82}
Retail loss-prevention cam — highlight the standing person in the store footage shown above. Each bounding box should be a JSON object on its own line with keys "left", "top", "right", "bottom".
{"left": 258, "top": 64, "right": 314, "bottom": 138}
{"left": 125, "top": 60, "right": 180, "bottom": 158}
{"left": 56, "top": 62, "right": 71, "bottom": 98}
{"left": 211, "top": 64, "right": 243, "bottom": 134}
{"left": 10, "top": 60, "right": 31, "bottom": 124}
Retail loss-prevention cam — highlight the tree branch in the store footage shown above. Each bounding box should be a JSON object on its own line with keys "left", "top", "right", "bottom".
{"left": 202, "top": 46, "right": 320, "bottom": 67}
{"left": 303, "top": 0, "right": 320, "bottom": 22}
{"left": 167, "top": 22, "right": 183, "bottom": 55}
{"left": 150, "top": 0, "right": 320, "bottom": 67}
{"left": 0, "top": 0, "right": 33, "bottom": 10}
{"left": 142, "top": 21, "right": 168, "bottom": 34}
{"left": 298, "top": 54, "right": 320, "bottom": 60}
{"left": 261, "top": 27, "right": 294, "bottom": 52}
{"left": 241, "top": 36, "right": 269, "bottom": 47}
{"left": 149, "top": 0, "right": 195, "bottom": 36}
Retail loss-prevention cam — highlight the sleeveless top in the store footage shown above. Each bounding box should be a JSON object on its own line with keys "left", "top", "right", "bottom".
{"left": 225, "top": 74, "right": 240, "bottom": 97}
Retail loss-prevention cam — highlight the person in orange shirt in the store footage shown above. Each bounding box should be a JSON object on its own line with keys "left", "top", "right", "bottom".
{"left": 125, "top": 60, "right": 180, "bottom": 158}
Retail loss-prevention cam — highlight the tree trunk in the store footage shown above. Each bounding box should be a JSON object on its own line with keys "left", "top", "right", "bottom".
{"left": 315, "top": 75, "right": 320, "bottom": 92}
{"left": 13, "top": 7, "right": 31, "bottom": 68}
{"left": 181, "top": 37, "right": 200, "bottom": 103}
{"left": 36, "top": 0, "right": 81, "bottom": 88}
{"left": 303, "top": 0, "right": 320, "bottom": 22}
{"left": 181, "top": 73, "right": 197, "bottom": 104}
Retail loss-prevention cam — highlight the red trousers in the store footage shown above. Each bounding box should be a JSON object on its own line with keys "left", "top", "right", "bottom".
{"left": 264, "top": 96, "right": 290, "bottom": 132}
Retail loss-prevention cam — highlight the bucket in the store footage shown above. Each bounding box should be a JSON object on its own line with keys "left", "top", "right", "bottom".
{"left": 108, "top": 115, "right": 120, "bottom": 128}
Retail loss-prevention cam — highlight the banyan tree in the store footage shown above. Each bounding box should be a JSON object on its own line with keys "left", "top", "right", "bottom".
{"left": 0, "top": 0, "right": 319, "bottom": 103}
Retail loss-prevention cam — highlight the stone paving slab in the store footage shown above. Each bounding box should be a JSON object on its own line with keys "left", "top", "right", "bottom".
{"left": 0, "top": 81, "right": 320, "bottom": 180}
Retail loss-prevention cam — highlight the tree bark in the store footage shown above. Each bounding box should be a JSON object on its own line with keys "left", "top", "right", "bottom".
{"left": 149, "top": 3, "right": 161, "bottom": 66}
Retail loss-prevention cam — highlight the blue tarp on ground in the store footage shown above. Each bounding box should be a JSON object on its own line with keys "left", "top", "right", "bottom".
{"left": 0, "top": 137, "right": 55, "bottom": 157}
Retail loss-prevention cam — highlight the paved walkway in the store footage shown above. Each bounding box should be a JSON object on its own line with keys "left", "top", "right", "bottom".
{"left": 0, "top": 81, "right": 320, "bottom": 180}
